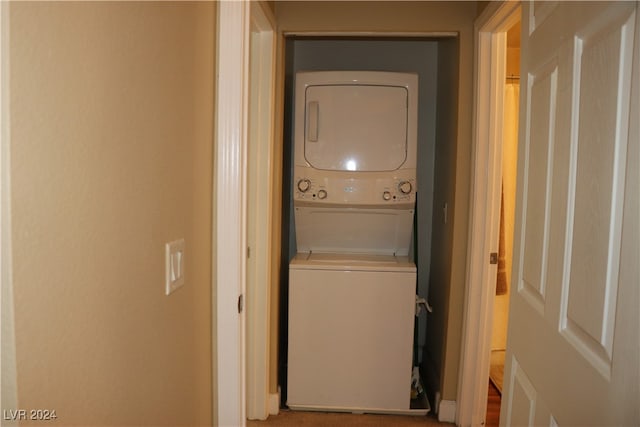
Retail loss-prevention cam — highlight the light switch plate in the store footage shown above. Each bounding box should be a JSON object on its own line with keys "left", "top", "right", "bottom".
{"left": 165, "top": 238, "right": 185, "bottom": 295}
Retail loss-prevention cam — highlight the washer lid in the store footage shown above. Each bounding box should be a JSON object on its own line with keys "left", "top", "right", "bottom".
{"left": 290, "top": 252, "right": 416, "bottom": 272}
{"left": 294, "top": 206, "right": 415, "bottom": 257}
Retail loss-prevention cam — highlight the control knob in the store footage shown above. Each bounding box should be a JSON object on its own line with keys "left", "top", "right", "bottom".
{"left": 297, "top": 178, "right": 311, "bottom": 193}
{"left": 399, "top": 181, "right": 412, "bottom": 195}
{"left": 382, "top": 191, "right": 392, "bottom": 201}
{"left": 317, "top": 189, "right": 327, "bottom": 200}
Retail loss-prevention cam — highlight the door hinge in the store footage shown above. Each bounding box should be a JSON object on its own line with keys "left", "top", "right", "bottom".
{"left": 238, "top": 294, "right": 244, "bottom": 313}
{"left": 490, "top": 252, "right": 498, "bottom": 264}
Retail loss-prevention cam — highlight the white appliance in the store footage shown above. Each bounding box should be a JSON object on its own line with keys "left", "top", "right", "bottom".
{"left": 287, "top": 71, "right": 424, "bottom": 414}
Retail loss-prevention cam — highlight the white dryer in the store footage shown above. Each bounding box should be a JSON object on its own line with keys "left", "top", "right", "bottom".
{"left": 287, "top": 71, "right": 423, "bottom": 414}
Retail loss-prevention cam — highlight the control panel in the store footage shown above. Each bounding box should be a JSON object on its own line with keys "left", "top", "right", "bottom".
{"left": 293, "top": 168, "right": 416, "bottom": 206}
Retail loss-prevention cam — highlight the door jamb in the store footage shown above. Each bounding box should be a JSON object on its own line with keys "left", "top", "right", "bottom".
{"left": 457, "top": 2, "right": 520, "bottom": 426}
{"left": 246, "top": 1, "right": 277, "bottom": 421}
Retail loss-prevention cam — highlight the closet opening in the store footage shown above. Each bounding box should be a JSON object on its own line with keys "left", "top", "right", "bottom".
{"left": 277, "top": 34, "right": 460, "bottom": 416}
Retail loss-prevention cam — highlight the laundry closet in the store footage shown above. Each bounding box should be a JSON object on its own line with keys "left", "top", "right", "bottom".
{"left": 279, "top": 36, "right": 460, "bottom": 414}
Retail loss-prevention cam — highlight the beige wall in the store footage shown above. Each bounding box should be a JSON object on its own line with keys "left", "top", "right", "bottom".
{"left": 506, "top": 47, "right": 521, "bottom": 77}
{"left": 6, "top": 2, "right": 215, "bottom": 425}
{"left": 273, "top": 0, "right": 477, "bottom": 402}
{"left": 476, "top": 1, "right": 491, "bottom": 18}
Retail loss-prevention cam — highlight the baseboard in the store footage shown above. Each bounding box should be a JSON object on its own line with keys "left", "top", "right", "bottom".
{"left": 268, "top": 387, "right": 281, "bottom": 415}
{"left": 438, "top": 399, "right": 456, "bottom": 423}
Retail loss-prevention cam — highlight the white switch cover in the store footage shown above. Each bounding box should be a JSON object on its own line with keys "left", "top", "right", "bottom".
{"left": 165, "top": 238, "right": 185, "bottom": 295}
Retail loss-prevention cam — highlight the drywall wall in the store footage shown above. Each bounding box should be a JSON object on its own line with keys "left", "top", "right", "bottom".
{"left": 422, "top": 37, "right": 460, "bottom": 405}
{"left": 476, "top": 1, "right": 491, "bottom": 18}
{"left": 7, "top": 2, "right": 215, "bottom": 425}
{"left": 274, "top": 0, "right": 477, "bottom": 402}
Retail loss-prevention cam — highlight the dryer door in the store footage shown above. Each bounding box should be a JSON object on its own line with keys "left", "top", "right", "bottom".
{"left": 304, "top": 84, "right": 408, "bottom": 172}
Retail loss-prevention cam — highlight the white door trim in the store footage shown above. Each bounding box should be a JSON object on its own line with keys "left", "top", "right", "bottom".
{"left": 457, "top": 2, "right": 520, "bottom": 426}
{"left": 1, "top": 2, "right": 19, "bottom": 421}
{"left": 215, "top": 2, "right": 250, "bottom": 426}
{"left": 246, "top": 1, "right": 276, "bottom": 421}
{"left": 283, "top": 31, "right": 459, "bottom": 38}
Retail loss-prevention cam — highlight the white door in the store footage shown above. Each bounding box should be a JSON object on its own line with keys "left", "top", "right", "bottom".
{"left": 502, "top": 2, "right": 638, "bottom": 426}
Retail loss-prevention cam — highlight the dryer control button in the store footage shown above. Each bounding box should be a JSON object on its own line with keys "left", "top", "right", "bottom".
{"left": 297, "top": 178, "right": 311, "bottom": 193}
{"left": 399, "top": 181, "right": 412, "bottom": 194}
{"left": 382, "top": 191, "right": 392, "bottom": 201}
{"left": 317, "top": 189, "right": 327, "bottom": 200}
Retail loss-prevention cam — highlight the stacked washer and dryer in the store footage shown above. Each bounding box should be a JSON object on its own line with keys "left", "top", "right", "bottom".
{"left": 287, "top": 71, "right": 427, "bottom": 415}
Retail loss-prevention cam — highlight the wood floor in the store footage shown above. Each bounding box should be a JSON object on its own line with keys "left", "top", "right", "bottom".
{"left": 247, "top": 383, "right": 501, "bottom": 427}
{"left": 486, "top": 380, "right": 502, "bottom": 427}
{"left": 248, "top": 410, "right": 448, "bottom": 426}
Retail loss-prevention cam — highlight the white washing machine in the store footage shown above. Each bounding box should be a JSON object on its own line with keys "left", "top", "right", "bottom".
{"left": 287, "top": 71, "right": 425, "bottom": 414}
{"left": 288, "top": 253, "right": 416, "bottom": 413}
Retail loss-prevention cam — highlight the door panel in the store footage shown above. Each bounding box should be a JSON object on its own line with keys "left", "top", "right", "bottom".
{"left": 561, "top": 6, "right": 636, "bottom": 378}
{"left": 503, "top": 2, "right": 638, "bottom": 425}
{"left": 529, "top": 1, "right": 558, "bottom": 34}
{"left": 520, "top": 59, "right": 558, "bottom": 314}
{"left": 505, "top": 358, "right": 537, "bottom": 426}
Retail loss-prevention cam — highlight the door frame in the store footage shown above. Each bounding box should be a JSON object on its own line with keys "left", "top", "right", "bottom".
{"left": 457, "top": 2, "right": 520, "bottom": 426}
{"left": 246, "top": 1, "right": 276, "bottom": 421}
{"left": 215, "top": 2, "right": 250, "bottom": 426}
{"left": 1, "top": 2, "right": 19, "bottom": 420}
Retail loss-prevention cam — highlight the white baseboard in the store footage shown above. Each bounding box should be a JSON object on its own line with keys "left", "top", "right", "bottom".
{"left": 438, "top": 399, "right": 456, "bottom": 423}
{"left": 268, "top": 387, "right": 281, "bottom": 415}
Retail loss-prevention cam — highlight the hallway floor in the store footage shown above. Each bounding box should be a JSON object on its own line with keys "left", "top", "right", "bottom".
{"left": 248, "top": 410, "right": 450, "bottom": 426}
{"left": 249, "top": 382, "right": 501, "bottom": 426}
